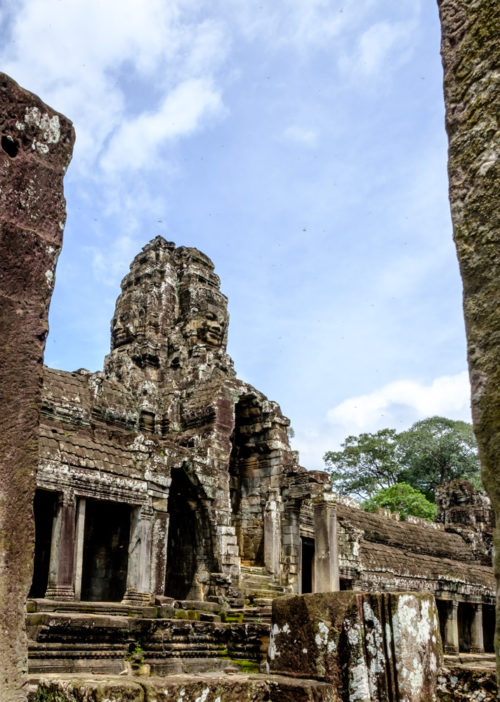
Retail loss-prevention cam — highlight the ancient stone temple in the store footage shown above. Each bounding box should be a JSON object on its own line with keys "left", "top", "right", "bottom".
{"left": 28, "top": 236, "right": 496, "bottom": 681}
{"left": 34, "top": 238, "right": 301, "bottom": 606}
{"left": 0, "top": 58, "right": 491, "bottom": 694}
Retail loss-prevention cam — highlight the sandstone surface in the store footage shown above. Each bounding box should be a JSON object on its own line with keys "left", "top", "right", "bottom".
{"left": 28, "top": 673, "right": 337, "bottom": 702}
{"left": 268, "top": 591, "right": 441, "bottom": 701}
{"left": 437, "top": 0, "right": 500, "bottom": 678}
{"left": 0, "top": 73, "right": 74, "bottom": 700}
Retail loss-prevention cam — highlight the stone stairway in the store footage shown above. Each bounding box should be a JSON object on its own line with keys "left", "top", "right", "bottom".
{"left": 239, "top": 565, "right": 287, "bottom": 606}
{"left": 239, "top": 564, "right": 286, "bottom": 622}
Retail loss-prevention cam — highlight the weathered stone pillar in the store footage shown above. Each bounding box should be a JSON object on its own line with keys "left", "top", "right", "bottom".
{"left": 471, "top": 603, "right": 485, "bottom": 653}
{"left": 45, "top": 492, "right": 77, "bottom": 600}
{"left": 0, "top": 73, "right": 74, "bottom": 700}
{"left": 73, "top": 497, "right": 86, "bottom": 601}
{"left": 123, "top": 504, "right": 153, "bottom": 605}
{"left": 282, "top": 501, "right": 301, "bottom": 592}
{"left": 437, "top": 0, "right": 500, "bottom": 678}
{"left": 264, "top": 490, "right": 281, "bottom": 579}
{"left": 444, "top": 600, "right": 459, "bottom": 654}
{"left": 150, "top": 500, "right": 169, "bottom": 596}
{"left": 313, "top": 494, "right": 339, "bottom": 593}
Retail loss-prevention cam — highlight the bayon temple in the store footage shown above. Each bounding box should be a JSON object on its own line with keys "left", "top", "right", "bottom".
{"left": 28, "top": 234, "right": 495, "bottom": 677}
{"left": 1, "top": 0, "right": 499, "bottom": 689}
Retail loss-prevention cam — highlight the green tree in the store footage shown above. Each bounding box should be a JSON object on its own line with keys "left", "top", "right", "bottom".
{"left": 362, "top": 483, "right": 437, "bottom": 521}
{"left": 324, "top": 416, "right": 480, "bottom": 502}
{"left": 397, "top": 417, "right": 480, "bottom": 501}
{"left": 323, "top": 428, "right": 401, "bottom": 499}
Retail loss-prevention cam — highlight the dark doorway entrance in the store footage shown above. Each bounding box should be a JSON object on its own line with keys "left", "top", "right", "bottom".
{"left": 229, "top": 395, "right": 268, "bottom": 565}
{"left": 81, "top": 499, "right": 130, "bottom": 602}
{"left": 165, "top": 467, "right": 214, "bottom": 600}
{"left": 301, "top": 537, "right": 315, "bottom": 594}
{"left": 483, "top": 604, "right": 495, "bottom": 652}
{"left": 339, "top": 577, "right": 353, "bottom": 591}
{"left": 435, "top": 599, "right": 448, "bottom": 646}
{"left": 30, "top": 489, "right": 58, "bottom": 598}
{"left": 458, "top": 602, "right": 474, "bottom": 652}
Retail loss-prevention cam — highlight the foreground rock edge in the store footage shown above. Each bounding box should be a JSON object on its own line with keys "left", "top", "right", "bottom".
{"left": 28, "top": 665, "right": 498, "bottom": 702}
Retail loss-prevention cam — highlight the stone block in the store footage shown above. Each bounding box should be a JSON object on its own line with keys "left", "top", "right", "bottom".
{"left": 268, "top": 591, "right": 442, "bottom": 702}
{"left": 28, "top": 674, "right": 337, "bottom": 702}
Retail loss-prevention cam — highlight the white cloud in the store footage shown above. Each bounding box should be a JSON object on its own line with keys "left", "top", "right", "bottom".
{"left": 327, "top": 371, "right": 471, "bottom": 429}
{"left": 283, "top": 125, "right": 318, "bottom": 147}
{"left": 227, "top": 0, "right": 375, "bottom": 49}
{"left": 101, "top": 79, "right": 223, "bottom": 173}
{"left": 339, "top": 17, "right": 418, "bottom": 80}
{"left": 0, "top": 0, "right": 229, "bottom": 173}
{"left": 292, "top": 372, "right": 472, "bottom": 469}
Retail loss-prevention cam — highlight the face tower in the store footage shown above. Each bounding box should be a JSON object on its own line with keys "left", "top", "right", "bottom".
{"left": 104, "top": 237, "right": 234, "bottom": 395}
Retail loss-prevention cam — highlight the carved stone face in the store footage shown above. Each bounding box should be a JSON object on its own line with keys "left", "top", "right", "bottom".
{"left": 183, "top": 299, "right": 228, "bottom": 348}
{"left": 198, "top": 309, "right": 226, "bottom": 346}
{"left": 111, "top": 312, "right": 136, "bottom": 348}
{"left": 108, "top": 241, "right": 229, "bottom": 362}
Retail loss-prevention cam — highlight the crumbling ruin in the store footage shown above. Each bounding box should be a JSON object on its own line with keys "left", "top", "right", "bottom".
{"left": 437, "top": 0, "right": 500, "bottom": 679}
{"left": 0, "top": 73, "right": 74, "bottom": 701}
{"left": 1, "top": 0, "right": 498, "bottom": 686}
{"left": 26, "top": 236, "right": 495, "bottom": 686}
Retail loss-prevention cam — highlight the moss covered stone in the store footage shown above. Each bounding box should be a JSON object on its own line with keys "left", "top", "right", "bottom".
{"left": 437, "top": 0, "right": 500, "bottom": 681}
{"left": 269, "top": 591, "right": 441, "bottom": 701}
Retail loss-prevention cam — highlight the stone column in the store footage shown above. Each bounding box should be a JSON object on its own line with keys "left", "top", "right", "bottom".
{"left": 264, "top": 490, "right": 281, "bottom": 579}
{"left": 73, "top": 497, "right": 86, "bottom": 601}
{"left": 313, "top": 494, "right": 339, "bottom": 593}
{"left": 438, "top": 0, "right": 500, "bottom": 679}
{"left": 470, "top": 603, "right": 485, "bottom": 654}
{"left": 123, "top": 503, "right": 153, "bottom": 605}
{"left": 282, "top": 500, "right": 301, "bottom": 592}
{"left": 45, "top": 491, "right": 77, "bottom": 600}
{"left": 150, "top": 499, "right": 169, "bottom": 596}
{"left": 444, "top": 600, "right": 459, "bottom": 654}
{"left": 0, "top": 73, "right": 74, "bottom": 701}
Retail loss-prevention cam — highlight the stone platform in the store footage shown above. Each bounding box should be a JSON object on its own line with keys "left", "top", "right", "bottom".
{"left": 25, "top": 594, "right": 498, "bottom": 700}
{"left": 27, "top": 601, "right": 270, "bottom": 677}
{"left": 27, "top": 672, "right": 337, "bottom": 702}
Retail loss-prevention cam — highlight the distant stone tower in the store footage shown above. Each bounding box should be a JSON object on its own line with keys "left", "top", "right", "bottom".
{"left": 104, "top": 238, "right": 235, "bottom": 408}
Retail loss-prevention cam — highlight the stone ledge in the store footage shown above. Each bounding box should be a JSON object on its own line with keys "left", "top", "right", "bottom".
{"left": 27, "top": 672, "right": 337, "bottom": 702}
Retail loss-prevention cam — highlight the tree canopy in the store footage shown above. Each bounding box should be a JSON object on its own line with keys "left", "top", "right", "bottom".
{"left": 362, "top": 483, "right": 437, "bottom": 521}
{"left": 324, "top": 416, "right": 480, "bottom": 501}
{"left": 397, "top": 417, "right": 480, "bottom": 500}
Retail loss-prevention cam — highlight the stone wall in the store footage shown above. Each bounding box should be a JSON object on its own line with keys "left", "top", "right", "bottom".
{"left": 0, "top": 74, "right": 74, "bottom": 700}
{"left": 437, "top": 0, "right": 500, "bottom": 678}
{"left": 268, "top": 591, "right": 442, "bottom": 701}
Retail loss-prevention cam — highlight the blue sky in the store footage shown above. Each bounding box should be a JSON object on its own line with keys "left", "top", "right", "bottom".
{"left": 0, "top": 0, "right": 471, "bottom": 469}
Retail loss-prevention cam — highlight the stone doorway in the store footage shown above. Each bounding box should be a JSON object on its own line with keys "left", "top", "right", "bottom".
{"left": 458, "top": 601, "right": 475, "bottom": 652}
{"left": 80, "top": 499, "right": 131, "bottom": 602}
{"left": 339, "top": 577, "right": 353, "bottom": 591}
{"left": 29, "top": 489, "right": 58, "bottom": 598}
{"left": 483, "top": 604, "right": 495, "bottom": 652}
{"left": 165, "top": 467, "right": 214, "bottom": 600}
{"left": 301, "top": 536, "right": 315, "bottom": 594}
{"left": 436, "top": 599, "right": 448, "bottom": 646}
{"left": 229, "top": 395, "right": 269, "bottom": 566}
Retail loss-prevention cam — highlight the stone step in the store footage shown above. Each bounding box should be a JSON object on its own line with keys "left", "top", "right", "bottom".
{"left": 241, "top": 574, "right": 281, "bottom": 584}
{"left": 242, "top": 578, "right": 284, "bottom": 590}
{"left": 244, "top": 589, "right": 285, "bottom": 600}
{"left": 240, "top": 565, "right": 268, "bottom": 576}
